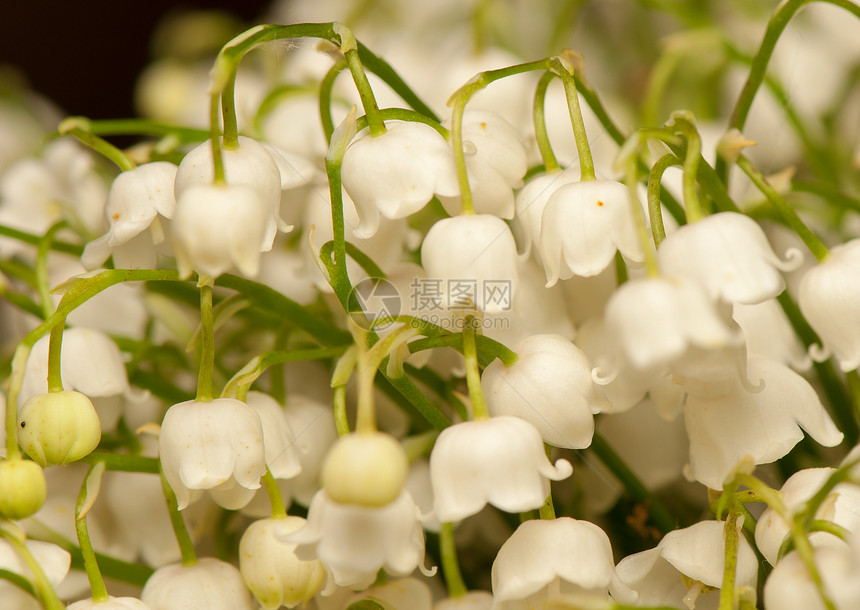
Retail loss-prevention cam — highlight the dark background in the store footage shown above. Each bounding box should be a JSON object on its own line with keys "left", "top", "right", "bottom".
{"left": 0, "top": 0, "right": 274, "bottom": 120}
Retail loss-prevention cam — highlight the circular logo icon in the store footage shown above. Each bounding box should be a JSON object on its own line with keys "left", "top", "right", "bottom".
{"left": 348, "top": 277, "right": 401, "bottom": 330}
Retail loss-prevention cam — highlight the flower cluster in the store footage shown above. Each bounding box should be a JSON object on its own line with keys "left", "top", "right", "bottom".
{"left": 2, "top": 0, "right": 860, "bottom": 609}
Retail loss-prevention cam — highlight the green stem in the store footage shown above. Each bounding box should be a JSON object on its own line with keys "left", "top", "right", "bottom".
{"left": 439, "top": 522, "right": 467, "bottom": 598}
{"left": 221, "top": 76, "right": 239, "bottom": 150}
{"left": 0, "top": 224, "right": 83, "bottom": 256}
{"left": 736, "top": 155, "right": 830, "bottom": 261}
{"left": 196, "top": 284, "right": 215, "bottom": 402}
{"left": 717, "top": 508, "right": 742, "bottom": 610}
{"left": 448, "top": 58, "right": 553, "bottom": 214}
{"left": 533, "top": 71, "right": 560, "bottom": 173}
{"left": 0, "top": 530, "right": 64, "bottom": 610}
{"left": 159, "top": 467, "right": 197, "bottom": 566}
{"left": 262, "top": 468, "right": 287, "bottom": 519}
{"left": 209, "top": 92, "right": 226, "bottom": 185}
{"left": 35, "top": 221, "right": 67, "bottom": 319}
{"left": 462, "top": 317, "right": 488, "bottom": 420}
{"left": 333, "top": 384, "right": 350, "bottom": 436}
{"left": 539, "top": 444, "right": 558, "bottom": 520}
{"left": 354, "top": 331, "right": 378, "bottom": 435}
{"left": 46, "top": 320, "right": 65, "bottom": 393}
{"left": 589, "top": 432, "right": 675, "bottom": 534}
{"left": 624, "top": 159, "right": 659, "bottom": 278}
{"left": 76, "top": 465, "right": 108, "bottom": 602}
{"left": 342, "top": 43, "right": 385, "bottom": 136}
{"left": 319, "top": 59, "right": 348, "bottom": 143}
{"left": 667, "top": 113, "right": 704, "bottom": 222}
{"left": 551, "top": 57, "right": 595, "bottom": 181}
{"left": 57, "top": 118, "right": 135, "bottom": 172}
{"left": 791, "top": 518, "right": 837, "bottom": 610}
{"left": 648, "top": 154, "right": 681, "bottom": 247}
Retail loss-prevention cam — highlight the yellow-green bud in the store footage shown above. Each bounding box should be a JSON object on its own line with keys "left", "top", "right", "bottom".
{"left": 321, "top": 431, "right": 408, "bottom": 507}
{"left": 0, "top": 459, "right": 47, "bottom": 519}
{"left": 17, "top": 390, "right": 102, "bottom": 467}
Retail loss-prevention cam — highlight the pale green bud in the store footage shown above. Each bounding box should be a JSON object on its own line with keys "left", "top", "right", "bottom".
{"left": 321, "top": 431, "right": 408, "bottom": 507}
{"left": 17, "top": 390, "right": 102, "bottom": 467}
{"left": 0, "top": 459, "right": 46, "bottom": 519}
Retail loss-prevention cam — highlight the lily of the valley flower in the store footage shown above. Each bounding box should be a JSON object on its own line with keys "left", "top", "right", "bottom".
{"left": 67, "top": 597, "right": 152, "bottom": 609}
{"left": 538, "top": 179, "right": 644, "bottom": 285}
{"left": 341, "top": 120, "right": 460, "bottom": 238}
{"left": 430, "top": 415, "right": 573, "bottom": 522}
{"left": 158, "top": 398, "right": 266, "bottom": 510}
{"left": 491, "top": 518, "right": 636, "bottom": 609}
{"left": 764, "top": 544, "right": 860, "bottom": 610}
{"left": 482, "top": 333, "right": 603, "bottom": 449}
{"left": 141, "top": 557, "right": 256, "bottom": 610}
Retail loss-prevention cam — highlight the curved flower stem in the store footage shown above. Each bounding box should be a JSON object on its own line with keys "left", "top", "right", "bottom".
{"left": 0, "top": 528, "right": 64, "bottom": 610}
{"left": 221, "top": 76, "right": 239, "bottom": 151}
{"left": 440, "top": 522, "right": 467, "bottom": 598}
{"left": 320, "top": 59, "right": 348, "bottom": 143}
{"left": 333, "top": 385, "right": 350, "bottom": 436}
{"left": 35, "top": 221, "right": 67, "bottom": 319}
{"left": 539, "top": 444, "right": 558, "bottom": 520}
{"left": 196, "top": 283, "right": 215, "bottom": 402}
{"left": 262, "top": 468, "right": 287, "bottom": 519}
{"left": 337, "top": 24, "right": 386, "bottom": 137}
{"left": 533, "top": 71, "right": 560, "bottom": 173}
{"left": 462, "top": 316, "right": 489, "bottom": 421}
{"left": 448, "top": 58, "right": 552, "bottom": 214}
{"left": 791, "top": 518, "right": 837, "bottom": 610}
{"left": 159, "top": 466, "right": 197, "bottom": 567}
{"left": 666, "top": 112, "right": 704, "bottom": 222}
{"left": 624, "top": 159, "right": 659, "bottom": 278}
{"left": 208, "top": 92, "right": 226, "bottom": 185}
{"left": 717, "top": 506, "right": 742, "bottom": 610}
{"left": 551, "top": 55, "right": 595, "bottom": 182}
{"left": 648, "top": 154, "right": 682, "bottom": 247}
{"left": 76, "top": 463, "right": 109, "bottom": 603}
{"left": 46, "top": 318, "right": 66, "bottom": 394}
{"left": 736, "top": 155, "right": 830, "bottom": 262}
{"left": 57, "top": 117, "right": 135, "bottom": 172}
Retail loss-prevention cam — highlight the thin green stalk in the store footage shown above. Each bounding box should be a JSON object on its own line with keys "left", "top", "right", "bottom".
{"left": 448, "top": 59, "right": 552, "bottom": 214}
{"left": 0, "top": 224, "right": 82, "bottom": 256}
{"left": 320, "top": 59, "right": 347, "bottom": 143}
{"left": 533, "top": 71, "right": 560, "bottom": 173}
{"left": 539, "top": 444, "right": 558, "bottom": 520}
{"left": 159, "top": 467, "right": 197, "bottom": 566}
{"left": 221, "top": 76, "right": 239, "bottom": 150}
{"left": 46, "top": 320, "right": 65, "bottom": 393}
{"left": 333, "top": 384, "right": 350, "bottom": 436}
{"left": 667, "top": 113, "right": 704, "bottom": 222}
{"left": 462, "top": 317, "right": 489, "bottom": 420}
{"left": 551, "top": 57, "right": 595, "bottom": 181}
{"left": 209, "top": 92, "right": 226, "bottom": 185}
{"left": 0, "top": 530, "right": 64, "bottom": 610}
{"left": 737, "top": 155, "right": 830, "bottom": 261}
{"left": 76, "top": 464, "right": 108, "bottom": 602}
{"left": 57, "top": 118, "right": 135, "bottom": 172}
{"left": 791, "top": 518, "right": 837, "bottom": 610}
{"left": 717, "top": 508, "right": 742, "bottom": 610}
{"left": 648, "top": 154, "right": 682, "bottom": 246}
{"left": 589, "top": 433, "right": 675, "bottom": 534}
{"left": 262, "top": 468, "right": 287, "bottom": 519}
{"left": 35, "top": 221, "right": 67, "bottom": 319}
{"left": 439, "top": 522, "right": 467, "bottom": 598}
{"left": 196, "top": 284, "right": 215, "bottom": 402}
{"left": 624, "top": 160, "right": 659, "bottom": 278}
{"left": 339, "top": 27, "right": 385, "bottom": 137}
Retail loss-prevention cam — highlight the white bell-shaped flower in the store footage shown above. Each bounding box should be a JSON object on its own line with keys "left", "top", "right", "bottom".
{"left": 435, "top": 591, "right": 494, "bottom": 609}
{"left": 280, "top": 394, "right": 339, "bottom": 507}
{"left": 798, "top": 238, "right": 860, "bottom": 372}
{"left": 617, "top": 519, "right": 758, "bottom": 609}
{"left": 239, "top": 516, "right": 325, "bottom": 609}
{"left": 174, "top": 136, "right": 287, "bottom": 249}
{"left": 430, "top": 415, "right": 573, "bottom": 522}
{"left": 538, "top": 179, "right": 644, "bottom": 285}
{"left": 341, "top": 120, "right": 459, "bottom": 238}
{"left": 172, "top": 182, "right": 268, "bottom": 279}
{"left": 603, "top": 274, "right": 742, "bottom": 373}
{"left": 755, "top": 468, "right": 860, "bottom": 566}
{"left": 278, "top": 489, "right": 430, "bottom": 591}
{"left": 657, "top": 211, "right": 802, "bottom": 305}
{"left": 438, "top": 110, "right": 528, "bottom": 219}
{"left": 684, "top": 356, "right": 843, "bottom": 490}
{"left": 343, "top": 577, "right": 434, "bottom": 610}
{"left": 421, "top": 214, "right": 518, "bottom": 313}
{"left": 158, "top": 397, "right": 266, "bottom": 510}
{"left": 82, "top": 161, "right": 177, "bottom": 270}
{"left": 245, "top": 391, "right": 302, "bottom": 481}
{"left": 512, "top": 166, "right": 579, "bottom": 256}
{"left": 764, "top": 545, "right": 860, "bottom": 610}
{"left": 733, "top": 298, "right": 810, "bottom": 370}
{"left": 141, "top": 557, "right": 256, "bottom": 610}
{"left": 491, "top": 517, "right": 636, "bottom": 609}
{"left": 482, "top": 334, "right": 603, "bottom": 449}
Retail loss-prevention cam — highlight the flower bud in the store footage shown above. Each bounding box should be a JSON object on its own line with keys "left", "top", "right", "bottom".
{"left": 321, "top": 431, "right": 408, "bottom": 507}
{"left": 0, "top": 459, "right": 46, "bottom": 519}
{"left": 239, "top": 517, "right": 325, "bottom": 609}
{"left": 17, "top": 390, "right": 101, "bottom": 467}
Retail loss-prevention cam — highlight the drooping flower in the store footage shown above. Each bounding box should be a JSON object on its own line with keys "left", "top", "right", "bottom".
{"left": 657, "top": 211, "right": 802, "bottom": 305}
{"left": 430, "top": 415, "right": 573, "bottom": 522}
{"left": 798, "top": 238, "right": 860, "bottom": 372}
{"left": 158, "top": 398, "right": 266, "bottom": 510}
{"left": 341, "top": 120, "right": 459, "bottom": 238}
{"left": 491, "top": 517, "right": 636, "bottom": 609}
{"left": 482, "top": 334, "right": 603, "bottom": 449}
{"left": 141, "top": 557, "right": 256, "bottom": 610}
{"left": 764, "top": 545, "right": 860, "bottom": 610}
{"left": 67, "top": 597, "right": 152, "bottom": 609}
{"left": 512, "top": 166, "right": 579, "bottom": 256}
{"left": 537, "top": 179, "right": 644, "bottom": 285}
